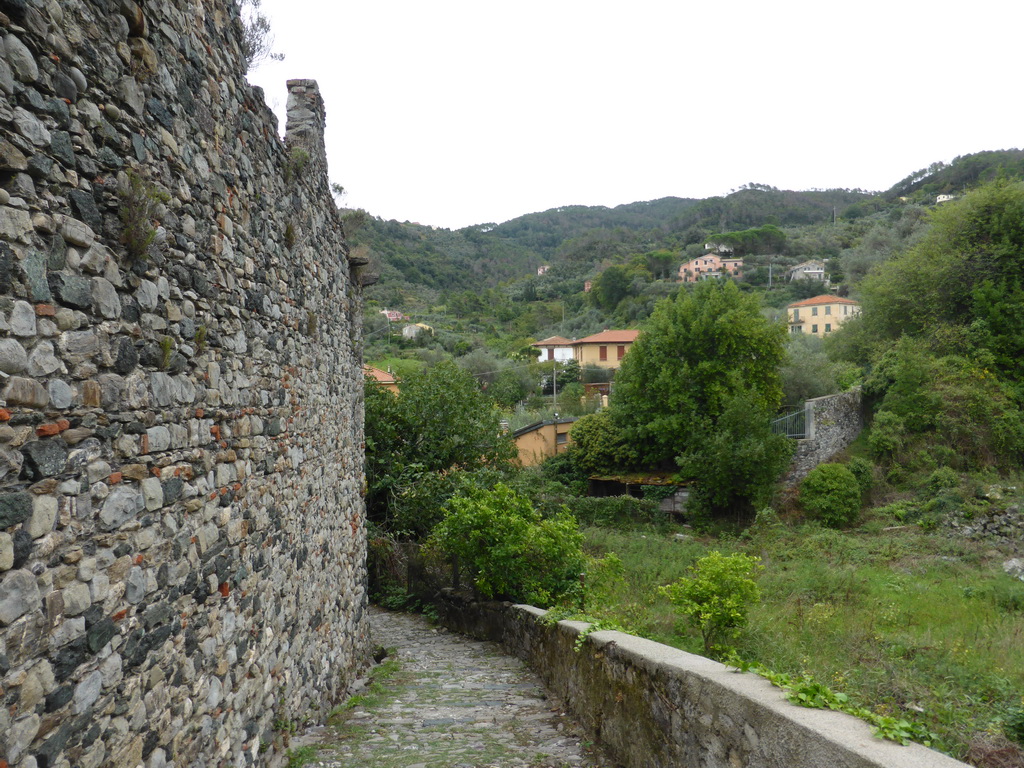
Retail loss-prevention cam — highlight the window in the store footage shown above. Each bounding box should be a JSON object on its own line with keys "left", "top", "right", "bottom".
{"left": 825, "top": 323, "right": 831, "bottom": 333}
{"left": 556, "top": 432, "right": 568, "bottom": 445}
{"left": 843, "top": 305, "right": 848, "bottom": 315}
{"left": 792, "top": 326, "right": 802, "bottom": 333}
{"left": 825, "top": 306, "right": 831, "bottom": 315}
{"left": 793, "top": 308, "right": 800, "bottom": 320}
{"left": 599, "top": 345, "right": 607, "bottom": 361}
{"left": 811, "top": 324, "right": 818, "bottom": 334}
{"left": 617, "top": 345, "right": 626, "bottom": 360}
{"left": 811, "top": 307, "right": 818, "bottom": 316}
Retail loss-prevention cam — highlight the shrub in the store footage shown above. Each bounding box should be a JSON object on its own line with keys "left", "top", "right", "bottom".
{"left": 800, "top": 463, "right": 862, "bottom": 528}
{"left": 925, "top": 466, "right": 960, "bottom": 493}
{"left": 1005, "top": 705, "right": 1024, "bottom": 746}
{"left": 868, "top": 411, "right": 905, "bottom": 460}
{"left": 427, "top": 483, "right": 585, "bottom": 607}
{"left": 660, "top": 550, "right": 761, "bottom": 656}
{"left": 846, "top": 456, "right": 874, "bottom": 497}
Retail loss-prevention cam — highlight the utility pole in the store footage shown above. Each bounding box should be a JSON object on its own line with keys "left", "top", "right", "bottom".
{"left": 552, "top": 360, "right": 558, "bottom": 416}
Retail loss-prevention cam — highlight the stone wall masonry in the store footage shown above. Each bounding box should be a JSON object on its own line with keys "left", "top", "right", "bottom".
{"left": 436, "top": 596, "right": 971, "bottom": 768}
{"left": 788, "top": 388, "right": 864, "bottom": 484}
{"left": 0, "top": 1, "right": 369, "bottom": 767}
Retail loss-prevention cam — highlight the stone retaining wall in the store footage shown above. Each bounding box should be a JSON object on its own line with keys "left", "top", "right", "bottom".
{"left": 436, "top": 596, "right": 970, "bottom": 768}
{"left": 788, "top": 388, "right": 864, "bottom": 484}
{"left": 0, "top": 1, "right": 369, "bottom": 766}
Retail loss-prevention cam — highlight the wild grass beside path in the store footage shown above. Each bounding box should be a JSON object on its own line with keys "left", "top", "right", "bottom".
{"left": 579, "top": 518, "right": 1024, "bottom": 763}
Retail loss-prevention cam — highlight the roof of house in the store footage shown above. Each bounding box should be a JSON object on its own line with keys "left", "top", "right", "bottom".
{"left": 786, "top": 295, "right": 860, "bottom": 308}
{"left": 573, "top": 330, "right": 641, "bottom": 345}
{"left": 532, "top": 336, "right": 573, "bottom": 347}
{"left": 512, "top": 417, "right": 577, "bottom": 439}
{"left": 363, "top": 365, "right": 398, "bottom": 384}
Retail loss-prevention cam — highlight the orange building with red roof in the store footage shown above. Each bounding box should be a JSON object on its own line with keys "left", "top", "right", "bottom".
{"left": 786, "top": 295, "right": 860, "bottom": 337}
{"left": 363, "top": 365, "right": 400, "bottom": 393}
{"left": 572, "top": 330, "right": 640, "bottom": 369}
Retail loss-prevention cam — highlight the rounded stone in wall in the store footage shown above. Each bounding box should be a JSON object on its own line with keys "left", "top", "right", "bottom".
{"left": 0, "top": 337, "right": 27, "bottom": 374}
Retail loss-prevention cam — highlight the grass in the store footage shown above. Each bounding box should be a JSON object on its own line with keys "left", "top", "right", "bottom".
{"left": 285, "top": 745, "right": 320, "bottom": 768}
{"left": 576, "top": 513, "right": 1024, "bottom": 762}
{"left": 328, "top": 655, "right": 403, "bottom": 723}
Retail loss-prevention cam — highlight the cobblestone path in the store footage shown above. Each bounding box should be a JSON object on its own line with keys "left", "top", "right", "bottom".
{"left": 295, "top": 607, "right": 613, "bottom": 768}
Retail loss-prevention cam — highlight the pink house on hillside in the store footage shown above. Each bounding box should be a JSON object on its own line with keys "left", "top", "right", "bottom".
{"left": 678, "top": 254, "right": 743, "bottom": 283}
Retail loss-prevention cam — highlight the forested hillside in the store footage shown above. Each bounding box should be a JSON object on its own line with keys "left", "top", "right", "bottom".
{"left": 350, "top": 148, "right": 1024, "bottom": 393}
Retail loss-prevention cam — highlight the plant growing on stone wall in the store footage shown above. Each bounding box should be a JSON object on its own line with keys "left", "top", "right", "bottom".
{"left": 119, "top": 170, "right": 170, "bottom": 261}
{"left": 284, "top": 148, "right": 310, "bottom": 184}
{"left": 306, "top": 310, "right": 317, "bottom": 337}
{"left": 660, "top": 551, "right": 761, "bottom": 656}
{"left": 194, "top": 324, "right": 208, "bottom": 354}
{"left": 284, "top": 220, "right": 297, "bottom": 248}
{"left": 159, "top": 336, "right": 174, "bottom": 369}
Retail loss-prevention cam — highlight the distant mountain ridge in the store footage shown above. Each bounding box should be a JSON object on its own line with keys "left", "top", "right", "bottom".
{"left": 350, "top": 149, "right": 1024, "bottom": 306}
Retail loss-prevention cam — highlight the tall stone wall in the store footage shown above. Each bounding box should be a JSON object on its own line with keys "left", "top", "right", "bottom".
{"left": 0, "top": 2, "right": 369, "bottom": 767}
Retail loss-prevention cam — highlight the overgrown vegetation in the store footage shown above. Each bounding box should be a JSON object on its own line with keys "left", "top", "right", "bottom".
{"left": 427, "top": 483, "right": 585, "bottom": 606}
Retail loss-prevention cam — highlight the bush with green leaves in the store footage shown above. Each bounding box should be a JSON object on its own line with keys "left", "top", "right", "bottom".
{"left": 845, "top": 456, "right": 874, "bottom": 498}
{"left": 427, "top": 483, "right": 585, "bottom": 607}
{"left": 800, "top": 463, "right": 862, "bottom": 528}
{"left": 659, "top": 551, "right": 761, "bottom": 655}
{"left": 863, "top": 340, "right": 1024, "bottom": 471}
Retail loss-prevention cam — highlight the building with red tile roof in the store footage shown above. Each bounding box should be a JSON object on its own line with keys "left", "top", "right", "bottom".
{"left": 786, "top": 296, "right": 860, "bottom": 337}
{"left": 363, "top": 365, "right": 399, "bottom": 393}
{"left": 572, "top": 330, "right": 640, "bottom": 369}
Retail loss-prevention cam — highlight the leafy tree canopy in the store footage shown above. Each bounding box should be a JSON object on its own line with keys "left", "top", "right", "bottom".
{"left": 364, "top": 361, "right": 516, "bottom": 533}
{"left": 834, "top": 180, "right": 1024, "bottom": 388}
{"left": 612, "top": 280, "right": 788, "bottom": 469}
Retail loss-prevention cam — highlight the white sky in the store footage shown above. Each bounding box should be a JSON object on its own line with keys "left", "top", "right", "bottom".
{"left": 248, "top": 0, "right": 1024, "bottom": 231}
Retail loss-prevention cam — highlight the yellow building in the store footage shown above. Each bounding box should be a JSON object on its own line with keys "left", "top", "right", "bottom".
{"left": 786, "top": 295, "right": 860, "bottom": 337}
{"left": 572, "top": 330, "right": 639, "bottom": 369}
{"left": 513, "top": 418, "right": 575, "bottom": 466}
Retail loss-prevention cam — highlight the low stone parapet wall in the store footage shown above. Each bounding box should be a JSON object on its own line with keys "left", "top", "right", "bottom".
{"left": 435, "top": 594, "right": 969, "bottom": 768}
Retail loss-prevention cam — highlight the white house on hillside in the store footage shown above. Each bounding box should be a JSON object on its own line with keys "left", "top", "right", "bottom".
{"left": 532, "top": 336, "right": 574, "bottom": 362}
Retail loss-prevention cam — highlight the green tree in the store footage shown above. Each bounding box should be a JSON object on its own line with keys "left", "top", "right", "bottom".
{"left": 591, "top": 264, "right": 632, "bottom": 311}
{"left": 660, "top": 551, "right": 762, "bottom": 655}
{"left": 567, "top": 410, "right": 637, "bottom": 476}
{"left": 613, "top": 280, "right": 787, "bottom": 469}
{"left": 838, "top": 180, "right": 1024, "bottom": 387}
{"left": 645, "top": 249, "right": 677, "bottom": 280}
{"left": 428, "top": 483, "right": 585, "bottom": 606}
{"left": 677, "top": 395, "right": 793, "bottom": 515}
{"left": 364, "top": 361, "right": 516, "bottom": 534}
